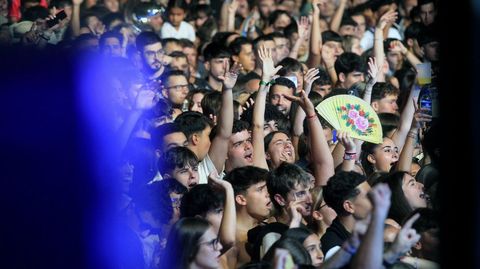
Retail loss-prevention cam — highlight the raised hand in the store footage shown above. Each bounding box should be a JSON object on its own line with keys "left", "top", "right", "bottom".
{"left": 337, "top": 131, "right": 356, "bottom": 153}
{"left": 297, "top": 16, "right": 310, "bottom": 41}
{"left": 218, "top": 61, "right": 242, "bottom": 90}
{"left": 303, "top": 68, "right": 320, "bottom": 94}
{"left": 242, "top": 97, "right": 255, "bottom": 111}
{"left": 72, "top": 0, "right": 83, "bottom": 6}
{"left": 412, "top": 99, "right": 433, "bottom": 129}
{"left": 377, "top": 9, "right": 398, "bottom": 30}
{"left": 287, "top": 200, "right": 306, "bottom": 228}
{"left": 367, "top": 183, "right": 391, "bottom": 217}
{"left": 208, "top": 170, "right": 232, "bottom": 191}
{"left": 389, "top": 213, "right": 421, "bottom": 256}
{"left": 135, "top": 87, "right": 159, "bottom": 110}
{"left": 228, "top": 0, "right": 239, "bottom": 14}
{"left": 321, "top": 45, "right": 336, "bottom": 68}
{"left": 258, "top": 45, "right": 283, "bottom": 81}
{"left": 283, "top": 90, "right": 315, "bottom": 116}
{"left": 366, "top": 57, "right": 381, "bottom": 87}
{"left": 389, "top": 40, "right": 408, "bottom": 54}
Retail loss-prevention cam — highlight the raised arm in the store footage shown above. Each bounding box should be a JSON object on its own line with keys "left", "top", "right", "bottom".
{"left": 284, "top": 91, "right": 334, "bottom": 186}
{"left": 292, "top": 68, "right": 319, "bottom": 159}
{"left": 373, "top": 10, "right": 397, "bottom": 83}
{"left": 383, "top": 213, "right": 421, "bottom": 267}
{"left": 208, "top": 62, "right": 241, "bottom": 174}
{"left": 289, "top": 17, "right": 310, "bottom": 59}
{"left": 117, "top": 87, "right": 159, "bottom": 152}
{"left": 208, "top": 171, "right": 236, "bottom": 253}
{"left": 226, "top": 0, "right": 239, "bottom": 32}
{"left": 396, "top": 103, "right": 432, "bottom": 172}
{"left": 391, "top": 83, "right": 417, "bottom": 152}
{"left": 363, "top": 56, "right": 381, "bottom": 104}
{"left": 329, "top": 0, "right": 348, "bottom": 33}
{"left": 337, "top": 132, "right": 358, "bottom": 172}
{"left": 307, "top": 0, "right": 322, "bottom": 68}
{"left": 71, "top": 0, "right": 83, "bottom": 37}
{"left": 391, "top": 40, "right": 423, "bottom": 69}
{"left": 252, "top": 46, "right": 282, "bottom": 169}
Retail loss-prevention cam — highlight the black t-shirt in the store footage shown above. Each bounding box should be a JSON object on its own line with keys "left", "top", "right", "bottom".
{"left": 320, "top": 217, "right": 351, "bottom": 255}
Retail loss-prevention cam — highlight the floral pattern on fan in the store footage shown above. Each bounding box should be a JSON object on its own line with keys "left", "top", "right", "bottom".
{"left": 337, "top": 104, "right": 376, "bottom": 136}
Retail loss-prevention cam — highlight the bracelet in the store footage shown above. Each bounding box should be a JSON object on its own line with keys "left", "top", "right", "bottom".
{"left": 306, "top": 113, "right": 317, "bottom": 120}
{"left": 343, "top": 152, "right": 356, "bottom": 161}
{"left": 259, "top": 80, "right": 269, "bottom": 86}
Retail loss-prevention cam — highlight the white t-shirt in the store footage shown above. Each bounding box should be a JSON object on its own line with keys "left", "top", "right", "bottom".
{"left": 160, "top": 21, "right": 196, "bottom": 42}
{"left": 198, "top": 154, "right": 225, "bottom": 184}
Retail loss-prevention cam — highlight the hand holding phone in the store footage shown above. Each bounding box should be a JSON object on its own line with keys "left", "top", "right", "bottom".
{"left": 46, "top": 10, "right": 67, "bottom": 28}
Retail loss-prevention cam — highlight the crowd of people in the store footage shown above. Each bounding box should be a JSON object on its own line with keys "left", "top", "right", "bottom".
{"left": 0, "top": 0, "right": 441, "bottom": 268}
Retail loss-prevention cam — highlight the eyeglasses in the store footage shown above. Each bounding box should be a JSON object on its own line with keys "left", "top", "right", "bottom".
{"left": 144, "top": 49, "right": 165, "bottom": 59}
{"left": 318, "top": 202, "right": 328, "bottom": 210}
{"left": 198, "top": 237, "right": 221, "bottom": 251}
{"left": 167, "top": 84, "right": 189, "bottom": 91}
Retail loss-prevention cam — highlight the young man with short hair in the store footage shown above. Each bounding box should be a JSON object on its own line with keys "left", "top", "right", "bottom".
{"left": 229, "top": 37, "right": 256, "bottom": 74}
{"left": 162, "top": 70, "right": 190, "bottom": 110}
{"left": 371, "top": 82, "right": 400, "bottom": 114}
{"left": 136, "top": 31, "right": 169, "bottom": 81}
{"left": 158, "top": 146, "right": 199, "bottom": 190}
{"left": 224, "top": 166, "right": 272, "bottom": 268}
{"left": 321, "top": 171, "right": 372, "bottom": 259}
{"left": 334, "top": 52, "right": 366, "bottom": 89}
{"left": 203, "top": 42, "right": 232, "bottom": 91}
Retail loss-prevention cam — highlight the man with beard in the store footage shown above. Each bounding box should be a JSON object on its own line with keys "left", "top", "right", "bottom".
{"left": 136, "top": 31, "right": 170, "bottom": 81}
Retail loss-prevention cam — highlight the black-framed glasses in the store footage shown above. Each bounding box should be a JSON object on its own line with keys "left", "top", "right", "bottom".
{"left": 318, "top": 202, "right": 328, "bottom": 210}
{"left": 198, "top": 237, "right": 221, "bottom": 251}
{"left": 167, "top": 84, "right": 189, "bottom": 91}
{"left": 144, "top": 49, "right": 165, "bottom": 58}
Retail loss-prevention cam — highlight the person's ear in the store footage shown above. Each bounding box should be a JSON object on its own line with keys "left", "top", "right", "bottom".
{"left": 204, "top": 61, "right": 210, "bottom": 72}
{"left": 338, "top": 72, "right": 346, "bottom": 83}
{"left": 232, "top": 55, "right": 240, "bottom": 64}
{"left": 191, "top": 133, "right": 200, "bottom": 146}
{"left": 265, "top": 151, "right": 271, "bottom": 160}
{"left": 162, "top": 87, "right": 168, "bottom": 99}
{"left": 235, "top": 194, "right": 247, "bottom": 206}
{"left": 367, "top": 153, "right": 376, "bottom": 164}
{"left": 371, "top": 100, "right": 379, "bottom": 112}
{"left": 413, "top": 241, "right": 422, "bottom": 250}
{"left": 274, "top": 194, "right": 286, "bottom": 207}
{"left": 312, "top": 210, "right": 323, "bottom": 221}
{"left": 406, "top": 38, "right": 414, "bottom": 48}
{"left": 343, "top": 199, "right": 355, "bottom": 214}
{"left": 155, "top": 149, "right": 162, "bottom": 159}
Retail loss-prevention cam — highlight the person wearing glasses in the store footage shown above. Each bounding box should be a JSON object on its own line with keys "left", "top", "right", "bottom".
{"left": 308, "top": 186, "right": 337, "bottom": 239}
{"left": 162, "top": 69, "right": 190, "bottom": 118}
{"left": 136, "top": 31, "right": 171, "bottom": 81}
{"left": 163, "top": 217, "right": 224, "bottom": 269}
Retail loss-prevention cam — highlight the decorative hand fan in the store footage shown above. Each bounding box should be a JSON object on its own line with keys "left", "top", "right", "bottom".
{"left": 315, "top": 95, "right": 383, "bottom": 144}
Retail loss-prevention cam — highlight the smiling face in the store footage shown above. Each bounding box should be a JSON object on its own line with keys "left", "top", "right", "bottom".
{"left": 267, "top": 132, "right": 295, "bottom": 169}
{"left": 270, "top": 84, "right": 294, "bottom": 115}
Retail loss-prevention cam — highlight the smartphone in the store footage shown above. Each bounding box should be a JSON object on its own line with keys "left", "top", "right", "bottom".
{"left": 47, "top": 10, "right": 67, "bottom": 28}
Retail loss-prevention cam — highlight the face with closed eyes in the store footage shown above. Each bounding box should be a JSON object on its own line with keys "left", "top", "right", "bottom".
{"left": 402, "top": 173, "right": 427, "bottom": 209}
